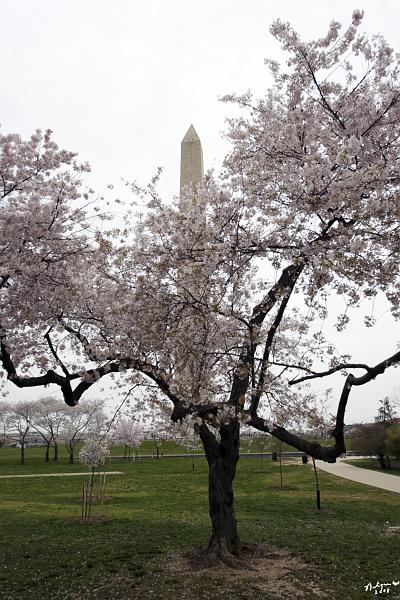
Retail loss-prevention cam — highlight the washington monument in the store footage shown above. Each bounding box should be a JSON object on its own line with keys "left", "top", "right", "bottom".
{"left": 180, "top": 124, "right": 204, "bottom": 195}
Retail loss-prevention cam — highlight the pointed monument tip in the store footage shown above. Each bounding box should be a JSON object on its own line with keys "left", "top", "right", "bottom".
{"left": 182, "top": 124, "right": 200, "bottom": 143}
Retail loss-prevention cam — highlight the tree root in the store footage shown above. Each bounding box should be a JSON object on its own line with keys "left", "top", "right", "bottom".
{"left": 198, "top": 538, "right": 257, "bottom": 570}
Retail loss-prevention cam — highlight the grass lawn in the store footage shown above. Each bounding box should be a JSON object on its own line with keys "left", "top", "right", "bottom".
{"left": 110, "top": 438, "right": 300, "bottom": 457}
{"left": 345, "top": 457, "right": 400, "bottom": 477}
{"left": 0, "top": 446, "right": 399, "bottom": 599}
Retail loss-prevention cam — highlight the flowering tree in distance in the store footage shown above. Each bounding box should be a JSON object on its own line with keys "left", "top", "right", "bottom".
{"left": 7, "top": 401, "right": 36, "bottom": 465}
{"left": 0, "top": 401, "right": 8, "bottom": 449}
{"left": 79, "top": 432, "right": 110, "bottom": 468}
{"left": 114, "top": 415, "right": 143, "bottom": 459}
{"left": 62, "top": 400, "right": 104, "bottom": 465}
{"left": 79, "top": 432, "right": 110, "bottom": 519}
{"left": 30, "top": 397, "right": 65, "bottom": 462}
{"left": 2, "top": 11, "right": 400, "bottom": 565}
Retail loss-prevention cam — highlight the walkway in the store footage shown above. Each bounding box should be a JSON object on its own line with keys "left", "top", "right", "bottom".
{"left": 315, "top": 460, "right": 400, "bottom": 494}
{"left": 0, "top": 471, "right": 124, "bottom": 479}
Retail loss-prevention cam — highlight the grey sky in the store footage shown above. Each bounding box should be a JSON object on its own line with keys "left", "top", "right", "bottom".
{"left": 1, "top": 1, "right": 399, "bottom": 422}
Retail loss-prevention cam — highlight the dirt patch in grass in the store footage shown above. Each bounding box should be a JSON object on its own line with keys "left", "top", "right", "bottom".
{"left": 164, "top": 544, "right": 327, "bottom": 599}
{"left": 71, "top": 515, "right": 111, "bottom": 525}
{"left": 63, "top": 545, "right": 328, "bottom": 600}
{"left": 384, "top": 525, "right": 400, "bottom": 536}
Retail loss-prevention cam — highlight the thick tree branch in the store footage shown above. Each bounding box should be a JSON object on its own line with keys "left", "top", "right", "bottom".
{"left": 0, "top": 275, "right": 10, "bottom": 289}
{"left": 0, "top": 335, "right": 182, "bottom": 409}
{"left": 229, "top": 262, "right": 303, "bottom": 406}
{"left": 249, "top": 348, "right": 400, "bottom": 462}
{"left": 248, "top": 414, "right": 344, "bottom": 461}
{"left": 198, "top": 422, "right": 220, "bottom": 464}
{"left": 288, "top": 362, "right": 373, "bottom": 385}
{"left": 44, "top": 328, "right": 70, "bottom": 378}
{"left": 249, "top": 285, "right": 296, "bottom": 416}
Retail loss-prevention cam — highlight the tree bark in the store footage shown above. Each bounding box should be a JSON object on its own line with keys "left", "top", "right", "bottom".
{"left": 377, "top": 453, "right": 391, "bottom": 469}
{"left": 67, "top": 446, "right": 74, "bottom": 464}
{"left": 199, "top": 420, "right": 241, "bottom": 566}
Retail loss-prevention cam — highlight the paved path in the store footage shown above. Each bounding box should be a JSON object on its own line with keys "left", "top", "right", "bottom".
{"left": 315, "top": 460, "right": 400, "bottom": 494}
{"left": 0, "top": 471, "right": 124, "bottom": 479}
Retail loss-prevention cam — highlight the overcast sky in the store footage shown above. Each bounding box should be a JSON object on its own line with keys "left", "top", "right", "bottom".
{"left": 1, "top": 0, "right": 400, "bottom": 423}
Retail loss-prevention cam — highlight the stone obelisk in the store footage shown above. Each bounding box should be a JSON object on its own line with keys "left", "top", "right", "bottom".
{"left": 180, "top": 124, "right": 204, "bottom": 197}
{"left": 177, "top": 125, "right": 205, "bottom": 398}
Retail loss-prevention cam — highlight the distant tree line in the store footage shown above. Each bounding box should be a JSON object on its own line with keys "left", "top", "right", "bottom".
{"left": 350, "top": 397, "right": 400, "bottom": 469}
{"left": 0, "top": 398, "right": 202, "bottom": 465}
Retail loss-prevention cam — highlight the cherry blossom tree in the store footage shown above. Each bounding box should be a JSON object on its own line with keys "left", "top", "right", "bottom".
{"left": 113, "top": 415, "right": 143, "bottom": 459}
{"left": 0, "top": 401, "right": 10, "bottom": 449}
{"left": 0, "top": 401, "right": 9, "bottom": 449}
{"left": 171, "top": 415, "right": 201, "bottom": 468}
{"left": 2, "top": 11, "right": 400, "bottom": 565}
{"left": 30, "top": 397, "right": 65, "bottom": 462}
{"left": 147, "top": 425, "right": 169, "bottom": 458}
{"left": 79, "top": 431, "right": 110, "bottom": 519}
{"left": 61, "top": 400, "right": 104, "bottom": 465}
{"left": 79, "top": 432, "right": 110, "bottom": 468}
{"left": 7, "top": 401, "right": 36, "bottom": 464}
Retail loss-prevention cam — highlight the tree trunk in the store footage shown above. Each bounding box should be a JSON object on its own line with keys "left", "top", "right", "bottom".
{"left": 67, "top": 446, "right": 74, "bottom": 464}
{"left": 20, "top": 443, "right": 25, "bottom": 465}
{"left": 377, "top": 453, "right": 389, "bottom": 469}
{"left": 45, "top": 443, "right": 50, "bottom": 462}
{"left": 53, "top": 442, "right": 58, "bottom": 461}
{"left": 199, "top": 420, "right": 241, "bottom": 566}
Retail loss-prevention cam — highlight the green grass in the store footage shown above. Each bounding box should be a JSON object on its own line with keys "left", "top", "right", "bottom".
{"left": 111, "top": 437, "right": 302, "bottom": 457}
{"left": 345, "top": 458, "right": 400, "bottom": 476}
{"left": 0, "top": 447, "right": 399, "bottom": 599}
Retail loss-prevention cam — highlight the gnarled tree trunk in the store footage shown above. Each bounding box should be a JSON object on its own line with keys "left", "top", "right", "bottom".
{"left": 199, "top": 420, "right": 241, "bottom": 566}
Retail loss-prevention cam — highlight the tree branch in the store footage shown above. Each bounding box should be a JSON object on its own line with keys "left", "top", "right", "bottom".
{"left": 0, "top": 334, "right": 181, "bottom": 409}
{"left": 248, "top": 348, "right": 400, "bottom": 462}
{"left": 288, "top": 362, "right": 373, "bottom": 385}
{"left": 250, "top": 283, "right": 297, "bottom": 416}
{"left": 44, "top": 328, "right": 70, "bottom": 378}
{"left": 229, "top": 262, "right": 304, "bottom": 406}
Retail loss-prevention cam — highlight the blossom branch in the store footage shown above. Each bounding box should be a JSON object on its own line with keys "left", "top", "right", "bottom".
{"left": 287, "top": 362, "right": 373, "bottom": 384}
{"left": 44, "top": 327, "right": 70, "bottom": 378}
